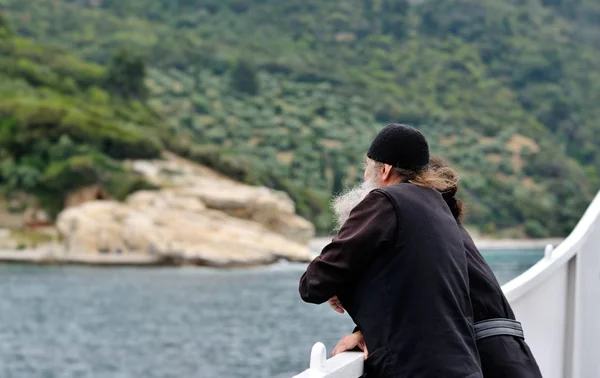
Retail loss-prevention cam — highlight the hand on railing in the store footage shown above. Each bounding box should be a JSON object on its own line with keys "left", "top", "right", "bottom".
{"left": 332, "top": 331, "right": 368, "bottom": 359}
{"left": 292, "top": 342, "right": 365, "bottom": 378}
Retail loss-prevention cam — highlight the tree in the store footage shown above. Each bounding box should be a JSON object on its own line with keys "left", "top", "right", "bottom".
{"left": 0, "top": 160, "right": 41, "bottom": 192}
{"left": 104, "top": 49, "right": 149, "bottom": 100}
{"left": 381, "top": 0, "right": 410, "bottom": 40}
{"left": 231, "top": 59, "right": 259, "bottom": 95}
{"left": 331, "top": 156, "right": 347, "bottom": 195}
{"left": 0, "top": 13, "right": 13, "bottom": 39}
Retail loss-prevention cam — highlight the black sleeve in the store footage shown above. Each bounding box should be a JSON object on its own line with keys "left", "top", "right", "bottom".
{"left": 299, "top": 190, "right": 397, "bottom": 304}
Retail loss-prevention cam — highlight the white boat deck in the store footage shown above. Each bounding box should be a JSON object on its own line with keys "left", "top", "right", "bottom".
{"left": 294, "top": 191, "right": 600, "bottom": 378}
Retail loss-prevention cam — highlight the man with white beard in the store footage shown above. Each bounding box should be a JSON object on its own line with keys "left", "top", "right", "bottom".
{"left": 330, "top": 164, "right": 380, "bottom": 232}
{"left": 299, "top": 124, "right": 483, "bottom": 378}
{"left": 328, "top": 157, "right": 543, "bottom": 378}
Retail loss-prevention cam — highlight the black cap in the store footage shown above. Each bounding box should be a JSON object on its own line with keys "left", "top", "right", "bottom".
{"left": 367, "top": 123, "right": 430, "bottom": 171}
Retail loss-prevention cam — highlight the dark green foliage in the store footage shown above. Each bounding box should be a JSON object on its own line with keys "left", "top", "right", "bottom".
{"left": 381, "top": 0, "right": 410, "bottom": 39}
{"left": 525, "top": 220, "right": 549, "bottom": 238}
{"left": 231, "top": 60, "right": 259, "bottom": 95}
{"left": 104, "top": 49, "right": 149, "bottom": 100}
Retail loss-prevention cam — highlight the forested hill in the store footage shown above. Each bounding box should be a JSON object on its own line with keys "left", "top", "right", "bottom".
{"left": 0, "top": 17, "right": 170, "bottom": 220}
{"left": 1, "top": 0, "right": 600, "bottom": 237}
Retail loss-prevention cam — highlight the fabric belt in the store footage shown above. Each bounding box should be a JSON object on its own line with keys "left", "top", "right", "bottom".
{"left": 474, "top": 318, "right": 525, "bottom": 341}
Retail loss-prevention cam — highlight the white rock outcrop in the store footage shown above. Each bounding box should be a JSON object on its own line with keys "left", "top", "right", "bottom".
{"left": 56, "top": 154, "right": 315, "bottom": 266}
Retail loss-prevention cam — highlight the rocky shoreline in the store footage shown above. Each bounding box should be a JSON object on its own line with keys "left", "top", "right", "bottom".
{"left": 0, "top": 154, "right": 315, "bottom": 268}
{"left": 0, "top": 249, "right": 164, "bottom": 267}
{"left": 0, "top": 244, "right": 309, "bottom": 268}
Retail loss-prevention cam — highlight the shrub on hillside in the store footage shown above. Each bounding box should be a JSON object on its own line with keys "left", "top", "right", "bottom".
{"left": 231, "top": 59, "right": 259, "bottom": 95}
{"left": 104, "top": 48, "right": 149, "bottom": 100}
{"left": 524, "top": 219, "right": 549, "bottom": 238}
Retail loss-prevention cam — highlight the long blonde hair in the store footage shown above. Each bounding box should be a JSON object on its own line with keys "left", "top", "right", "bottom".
{"left": 427, "top": 156, "right": 465, "bottom": 220}
{"left": 373, "top": 161, "right": 459, "bottom": 193}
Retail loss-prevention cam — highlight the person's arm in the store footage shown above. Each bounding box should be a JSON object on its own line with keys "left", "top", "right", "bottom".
{"left": 299, "top": 190, "right": 396, "bottom": 304}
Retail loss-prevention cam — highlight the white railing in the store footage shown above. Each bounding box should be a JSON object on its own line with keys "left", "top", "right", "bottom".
{"left": 292, "top": 342, "right": 364, "bottom": 378}
{"left": 502, "top": 190, "right": 600, "bottom": 378}
{"left": 294, "top": 191, "right": 600, "bottom": 378}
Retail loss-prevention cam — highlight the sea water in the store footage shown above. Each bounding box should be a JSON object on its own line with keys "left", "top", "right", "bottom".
{"left": 0, "top": 249, "right": 542, "bottom": 378}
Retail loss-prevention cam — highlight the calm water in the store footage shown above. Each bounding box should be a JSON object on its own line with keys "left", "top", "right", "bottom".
{"left": 0, "top": 249, "right": 542, "bottom": 378}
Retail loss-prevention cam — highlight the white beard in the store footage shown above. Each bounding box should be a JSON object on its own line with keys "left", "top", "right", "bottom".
{"left": 331, "top": 178, "right": 379, "bottom": 231}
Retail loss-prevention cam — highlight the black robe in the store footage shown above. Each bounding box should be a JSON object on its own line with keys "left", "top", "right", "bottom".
{"left": 300, "top": 184, "right": 483, "bottom": 378}
{"left": 460, "top": 226, "right": 543, "bottom": 378}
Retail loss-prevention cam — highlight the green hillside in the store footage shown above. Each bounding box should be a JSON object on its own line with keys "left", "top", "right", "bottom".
{"left": 0, "top": 18, "right": 163, "bottom": 217}
{"left": 1, "top": 0, "right": 599, "bottom": 236}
